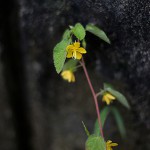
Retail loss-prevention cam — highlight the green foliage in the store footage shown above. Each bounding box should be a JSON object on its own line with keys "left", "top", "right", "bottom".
{"left": 104, "top": 83, "right": 114, "bottom": 90}
{"left": 62, "top": 29, "right": 71, "bottom": 40}
{"left": 72, "top": 23, "right": 86, "bottom": 40}
{"left": 111, "top": 107, "right": 126, "bottom": 138}
{"left": 82, "top": 121, "right": 90, "bottom": 137}
{"left": 53, "top": 23, "right": 129, "bottom": 149}
{"left": 86, "top": 24, "right": 110, "bottom": 44}
{"left": 102, "top": 83, "right": 130, "bottom": 109}
{"left": 53, "top": 40, "right": 69, "bottom": 73}
{"left": 94, "top": 106, "right": 126, "bottom": 138}
{"left": 106, "top": 87, "right": 130, "bottom": 109}
{"left": 63, "top": 59, "right": 79, "bottom": 72}
{"left": 94, "top": 107, "right": 110, "bottom": 136}
{"left": 82, "top": 39, "right": 87, "bottom": 48}
{"left": 86, "top": 135, "right": 106, "bottom": 150}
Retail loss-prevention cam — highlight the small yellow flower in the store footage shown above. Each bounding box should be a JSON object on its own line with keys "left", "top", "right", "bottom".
{"left": 102, "top": 92, "right": 116, "bottom": 105}
{"left": 61, "top": 70, "right": 75, "bottom": 82}
{"left": 66, "top": 41, "right": 86, "bottom": 59}
{"left": 106, "top": 140, "right": 118, "bottom": 150}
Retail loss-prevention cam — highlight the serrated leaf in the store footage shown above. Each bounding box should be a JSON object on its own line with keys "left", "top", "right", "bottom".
{"left": 62, "top": 29, "right": 71, "bottom": 40}
{"left": 86, "top": 135, "right": 106, "bottom": 150}
{"left": 63, "top": 59, "right": 79, "bottom": 72}
{"left": 94, "top": 107, "right": 110, "bottom": 136}
{"left": 106, "top": 88, "right": 130, "bottom": 109}
{"left": 53, "top": 40, "right": 68, "bottom": 73}
{"left": 111, "top": 107, "right": 126, "bottom": 138}
{"left": 72, "top": 23, "right": 86, "bottom": 40}
{"left": 82, "top": 121, "right": 90, "bottom": 137}
{"left": 86, "top": 24, "right": 110, "bottom": 44}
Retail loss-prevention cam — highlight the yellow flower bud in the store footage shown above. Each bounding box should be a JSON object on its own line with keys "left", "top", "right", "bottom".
{"left": 102, "top": 92, "right": 116, "bottom": 105}
{"left": 106, "top": 140, "right": 118, "bottom": 150}
{"left": 61, "top": 70, "right": 75, "bottom": 83}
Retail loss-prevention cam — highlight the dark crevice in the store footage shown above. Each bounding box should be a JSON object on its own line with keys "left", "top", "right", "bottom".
{"left": 0, "top": 0, "right": 33, "bottom": 150}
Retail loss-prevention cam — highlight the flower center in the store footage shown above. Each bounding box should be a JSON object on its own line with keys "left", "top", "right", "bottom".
{"left": 73, "top": 50, "right": 77, "bottom": 59}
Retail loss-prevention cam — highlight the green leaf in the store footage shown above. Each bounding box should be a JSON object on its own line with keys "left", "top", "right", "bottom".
{"left": 106, "top": 88, "right": 130, "bottom": 109}
{"left": 63, "top": 59, "right": 79, "bottom": 72}
{"left": 104, "top": 83, "right": 114, "bottom": 90}
{"left": 111, "top": 107, "right": 126, "bottom": 138}
{"left": 72, "top": 23, "right": 86, "bottom": 40}
{"left": 62, "top": 29, "right": 71, "bottom": 40}
{"left": 86, "top": 24, "right": 110, "bottom": 44}
{"left": 82, "top": 121, "right": 90, "bottom": 137}
{"left": 86, "top": 135, "right": 106, "bottom": 150}
{"left": 82, "top": 39, "right": 87, "bottom": 48}
{"left": 94, "top": 107, "right": 110, "bottom": 136}
{"left": 53, "top": 40, "right": 68, "bottom": 73}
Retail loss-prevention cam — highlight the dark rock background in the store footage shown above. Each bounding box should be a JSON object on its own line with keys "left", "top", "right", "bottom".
{"left": 0, "top": 0, "right": 150, "bottom": 150}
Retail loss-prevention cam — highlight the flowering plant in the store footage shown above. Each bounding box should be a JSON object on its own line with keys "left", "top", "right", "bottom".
{"left": 53, "top": 23, "right": 130, "bottom": 150}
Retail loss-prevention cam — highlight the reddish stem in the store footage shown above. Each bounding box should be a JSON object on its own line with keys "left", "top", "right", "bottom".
{"left": 80, "top": 58, "right": 104, "bottom": 138}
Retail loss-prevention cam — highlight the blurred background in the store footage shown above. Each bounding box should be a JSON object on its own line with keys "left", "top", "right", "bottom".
{"left": 0, "top": 0, "right": 150, "bottom": 150}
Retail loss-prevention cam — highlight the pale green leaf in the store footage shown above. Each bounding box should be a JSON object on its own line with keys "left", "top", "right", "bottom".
{"left": 86, "top": 135, "right": 106, "bottom": 150}
{"left": 63, "top": 59, "right": 79, "bottom": 72}
{"left": 72, "top": 23, "right": 86, "bottom": 40}
{"left": 94, "top": 107, "right": 110, "bottom": 136}
{"left": 111, "top": 107, "right": 126, "bottom": 138}
{"left": 82, "top": 39, "right": 87, "bottom": 48}
{"left": 106, "top": 88, "right": 130, "bottom": 109}
{"left": 104, "top": 83, "right": 114, "bottom": 90}
{"left": 62, "top": 29, "right": 71, "bottom": 40}
{"left": 86, "top": 24, "right": 110, "bottom": 44}
{"left": 53, "top": 40, "right": 68, "bottom": 73}
{"left": 82, "top": 121, "right": 90, "bottom": 137}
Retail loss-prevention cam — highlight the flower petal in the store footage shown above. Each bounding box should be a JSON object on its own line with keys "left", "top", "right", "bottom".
{"left": 103, "top": 95, "right": 111, "bottom": 105}
{"left": 106, "top": 98, "right": 111, "bottom": 105}
{"left": 107, "top": 140, "right": 112, "bottom": 144}
{"left": 71, "top": 73, "right": 75, "bottom": 82}
{"left": 66, "top": 45, "right": 74, "bottom": 52}
{"left": 74, "top": 42, "right": 80, "bottom": 48}
{"left": 106, "top": 93, "right": 115, "bottom": 99}
{"left": 102, "top": 96, "right": 106, "bottom": 102}
{"left": 110, "top": 143, "right": 118, "bottom": 147}
{"left": 61, "top": 71, "right": 66, "bottom": 77}
{"left": 76, "top": 52, "right": 82, "bottom": 60}
{"left": 77, "top": 47, "right": 87, "bottom": 53}
{"left": 61, "top": 70, "right": 75, "bottom": 83}
{"left": 106, "top": 140, "right": 118, "bottom": 150}
{"left": 66, "top": 51, "right": 73, "bottom": 58}
{"left": 68, "top": 75, "right": 72, "bottom": 82}
{"left": 61, "top": 71, "right": 70, "bottom": 80}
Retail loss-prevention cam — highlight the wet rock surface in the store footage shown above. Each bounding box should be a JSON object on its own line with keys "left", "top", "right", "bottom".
{"left": 0, "top": 0, "right": 150, "bottom": 150}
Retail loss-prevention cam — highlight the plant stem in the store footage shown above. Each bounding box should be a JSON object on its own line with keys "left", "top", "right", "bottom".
{"left": 73, "top": 64, "right": 82, "bottom": 70}
{"left": 80, "top": 58, "right": 104, "bottom": 138}
{"left": 96, "top": 92, "right": 101, "bottom": 98}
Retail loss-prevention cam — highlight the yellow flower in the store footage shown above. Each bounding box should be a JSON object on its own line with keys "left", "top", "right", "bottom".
{"left": 102, "top": 92, "right": 116, "bottom": 105}
{"left": 61, "top": 70, "right": 75, "bottom": 82}
{"left": 66, "top": 41, "right": 86, "bottom": 59}
{"left": 106, "top": 140, "right": 118, "bottom": 150}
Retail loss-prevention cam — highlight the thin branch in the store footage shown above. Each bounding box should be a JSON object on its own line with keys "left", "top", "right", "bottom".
{"left": 80, "top": 57, "right": 104, "bottom": 138}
